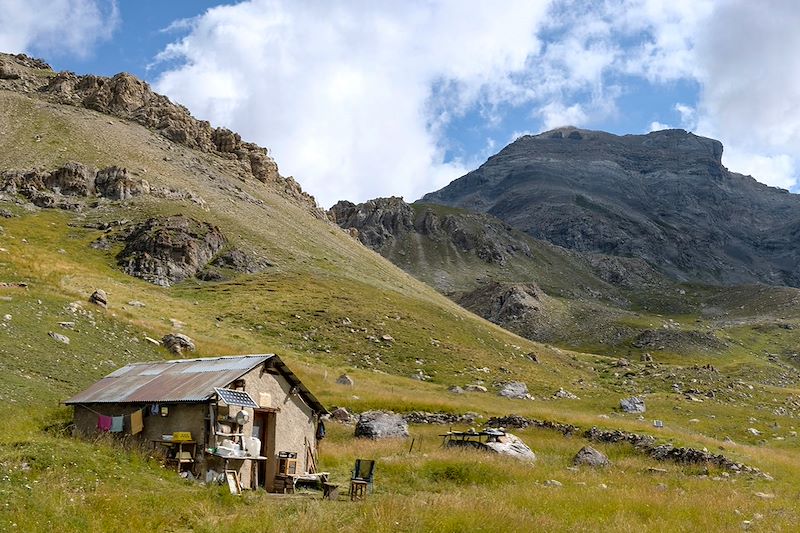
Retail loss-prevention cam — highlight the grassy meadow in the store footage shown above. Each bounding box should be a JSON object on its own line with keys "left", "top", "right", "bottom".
{"left": 1, "top": 81, "right": 799, "bottom": 531}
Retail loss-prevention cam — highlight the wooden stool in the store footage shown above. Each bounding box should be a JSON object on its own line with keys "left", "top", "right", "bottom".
{"left": 323, "top": 482, "right": 339, "bottom": 500}
{"left": 349, "top": 480, "right": 368, "bottom": 500}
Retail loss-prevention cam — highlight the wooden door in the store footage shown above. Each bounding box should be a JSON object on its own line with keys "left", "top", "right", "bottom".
{"left": 252, "top": 411, "right": 277, "bottom": 489}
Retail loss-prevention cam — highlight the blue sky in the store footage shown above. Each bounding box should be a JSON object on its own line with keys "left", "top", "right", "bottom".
{"left": 2, "top": 0, "right": 799, "bottom": 206}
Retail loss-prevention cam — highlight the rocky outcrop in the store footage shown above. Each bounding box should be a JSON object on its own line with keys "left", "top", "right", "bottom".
{"left": 330, "top": 197, "right": 415, "bottom": 248}
{"left": 422, "top": 127, "right": 800, "bottom": 288}
{"left": 0, "top": 53, "right": 320, "bottom": 216}
{"left": 458, "top": 282, "right": 548, "bottom": 324}
{"left": 354, "top": 411, "right": 409, "bottom": 439}
{"left": 117, "top": 215, "right": 226, "bottom": 286}
{"left": 1, "top": 162, "right": 150, "bottom": 208}
{"left": 329, "top": 197, "right": 532, "bottom": 264}
{"left": 94, "top": 166, "right": 150, "bottom": 200}
{"left": 632, "top": 329, "right": 728, "bottom": 352}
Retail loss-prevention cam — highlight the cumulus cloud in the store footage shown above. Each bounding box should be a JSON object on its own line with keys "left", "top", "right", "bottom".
{"left": 0, "top": 0, "right": 118, "bottom": 58}
{"left": 153, "top": 0, "right": 552, "bottom": 207}
{"left": 151, "top": 0, "right": 800, "bottom": 204}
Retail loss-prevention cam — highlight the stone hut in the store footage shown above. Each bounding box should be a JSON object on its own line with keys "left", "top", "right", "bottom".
{"left": 65, "top": 354, "right": 327, "bottom": 492}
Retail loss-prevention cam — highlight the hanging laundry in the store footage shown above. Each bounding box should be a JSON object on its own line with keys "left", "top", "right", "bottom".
{"left": 97, "top": 415, "right": 113, "bottom": 432}
{"left": 150, "top": 403, "right": 159, "bottom": 416}
{"left": 110, "top": 416, "right": 124, "bottom": 433}
{"left": 130, "top": 409, "right": 144, "bottom": 435}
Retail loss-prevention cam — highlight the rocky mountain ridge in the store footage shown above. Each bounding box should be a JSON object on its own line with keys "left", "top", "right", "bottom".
{"left": 422, "top": 127, "right": 800, "bottom": 287}
{"left": 0, "top": 52, "right": 322, "bottom": 218}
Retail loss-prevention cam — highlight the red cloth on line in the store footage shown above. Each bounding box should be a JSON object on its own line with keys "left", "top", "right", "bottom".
{"left": 97, "top": 415, "right": 112, "bottom": 431}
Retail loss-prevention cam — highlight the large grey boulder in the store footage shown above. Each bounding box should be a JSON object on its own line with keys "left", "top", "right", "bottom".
{"left": 355, "top": 411, "right": 409, "bottom": 439}
{"left": 498, "top": 381, "right": 529, "bottom": 399}
{"left": 573, "top": 446, "right": 611, "bottom": 467}
{"left": 162, "top": 333, "right": 196, "bottom": 356}
{"left": 620, "top": 396, "right": 646, "bottom": 413}
{"left": 484, "top": 432, "right": 536, "bottom": 462}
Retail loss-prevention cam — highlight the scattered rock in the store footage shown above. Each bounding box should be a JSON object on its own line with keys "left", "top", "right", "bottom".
{"left": 554, "top": 388, "right": 580, "bottom": 400}
{"left": 447, "top": 385, "right": 464, "bottom": 394}
{"left": 48, "top": 331, "right": 70, "bottom": 344}
{"left": 89, "top": 289, "right": 108, "bottom": 308}
{"left": 144, "top": 336, "right": 161, "bottom": 346}
{"left": 573, "top": 446, "right": 611, "bottom": 467}
{"left": 58, "top": 321, "right": 75, "bottom": 329}
{"left": 747, "top": 428, "right": 761, "bottom": 436}
{"left": 498, "top": 381, "right": 529, "bottom": 399}
{"left": 354, "top": 411, "right": 409, "bottom": 439}
{"left": 127, "top": 300, "right": 146, "bottom": 308}
{"left": 329, "top": 407, "right": 355, "bottom": 424}
{"left": 620, "top": 397, "right": 646, "bottom": 413}
{"left": 753, "top": 492, "right": 775, "bottom": 499}
{"left": 162, "top": 333, "right": 196, "bottom": 355}
{"left": 641, "top": 352, "right": 653, "bottom": 362}
{"left": 381, "top": 334, "right": 394, "bottom": 342}
{"left": 544, "top": 479, "right": 563, "bottom": 487}
{"left": 2, "top": 314, "right": 10, "bottom": 321}
{"left": 464, "top": 384, "right": 488, "bottom": 393}
{"left": 336, "top": 374, "right": 354, "bottom": 386}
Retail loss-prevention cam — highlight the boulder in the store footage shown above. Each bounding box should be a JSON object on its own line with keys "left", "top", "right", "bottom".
{"left": 620, "top": 396, "right": 646, "bottom": 413}
{"left": 354, "top": 411, "right": 409, "bottom": 439}
{"left": 484, "top": 432, "right": 537, "bottom": 462}
{"left": 48, "top": 331, "right": 70, "bottom": 344}
{"left": 447, "top": 385, "right": 464, "bottom": 394}
{"left": 573, "top": 446, "right": 611, "bottom": 467}
{"left": 641, "top": 352, "right": 654, "bottom": 362}
{"left": 89, "top": 289, "right": 108, "bottom": 308}
{"left": 464, "top": 384, "right": 488, "bottom": 393}
{"left": 554, "top": 388, "right": 579, "bottom": 400}
{"left": 162, "top": 333, "right": 196, "bottom": 355}
{"left": 498, "top": 381, "right": 529, "bottom": 399}
{"left": 336, "top": 373, "right": 354, "bottom": 386}
{"left": 330, "top": 407, "right": 354, "bottom": 424}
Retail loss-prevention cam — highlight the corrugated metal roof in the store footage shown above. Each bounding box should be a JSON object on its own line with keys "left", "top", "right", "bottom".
{"left": 65, "top": 355, "right": 273, "bottom": 404}
{"left": 65, "top": 354, "right": 328, "bottom": 414}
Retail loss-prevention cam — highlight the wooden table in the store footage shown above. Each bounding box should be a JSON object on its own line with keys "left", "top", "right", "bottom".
{"left": 209, "top": 453, "right": 269, "bottom": 489}
{"left": 152, "top": 440, "right": 197, "bottom": 472}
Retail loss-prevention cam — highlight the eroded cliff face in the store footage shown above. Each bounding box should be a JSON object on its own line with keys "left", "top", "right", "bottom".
{"left": 422, "top": 127, "right": 800, "bottom": 287}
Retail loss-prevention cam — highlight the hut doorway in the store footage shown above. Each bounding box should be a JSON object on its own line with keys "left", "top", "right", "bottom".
{"left": 252, "top": 410, "right": 277, "bottom": 489}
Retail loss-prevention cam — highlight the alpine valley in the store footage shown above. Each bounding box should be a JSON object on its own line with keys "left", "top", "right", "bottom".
{"left": 2, "top": 53, "right": 800, "bottom": 532}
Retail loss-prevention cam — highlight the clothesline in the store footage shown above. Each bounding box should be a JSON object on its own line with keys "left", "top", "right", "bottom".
{"left": 78, "top": 403, "right": 147, "bottom": 435}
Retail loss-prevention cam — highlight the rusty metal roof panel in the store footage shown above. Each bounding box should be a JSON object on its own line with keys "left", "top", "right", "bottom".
{"left": 65, "top": 355, "right": 273, "bottom": 404}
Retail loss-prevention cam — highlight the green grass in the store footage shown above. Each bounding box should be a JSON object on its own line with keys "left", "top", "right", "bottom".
{"left": 1, "top": 82, "right": 800, "bottom": 531}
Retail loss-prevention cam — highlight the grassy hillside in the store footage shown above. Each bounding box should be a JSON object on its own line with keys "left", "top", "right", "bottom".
{"left": 1, "top": 63, "right": 800, "bottom": 532}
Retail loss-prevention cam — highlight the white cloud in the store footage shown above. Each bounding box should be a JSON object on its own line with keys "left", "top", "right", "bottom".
{"left": 151, "top": 0, "right": 800, "bottom": 205}
{"left": 0, "top": 0, "right": 118, "bottom": 58}
{"left": 648, "top": 121, "right": 671, "bottom": 132}
{"left": 154, "top": 0, "right": 553, "bottom": 207}
{"left": 721, "top": 150, "right": 796, "bottom": 190}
